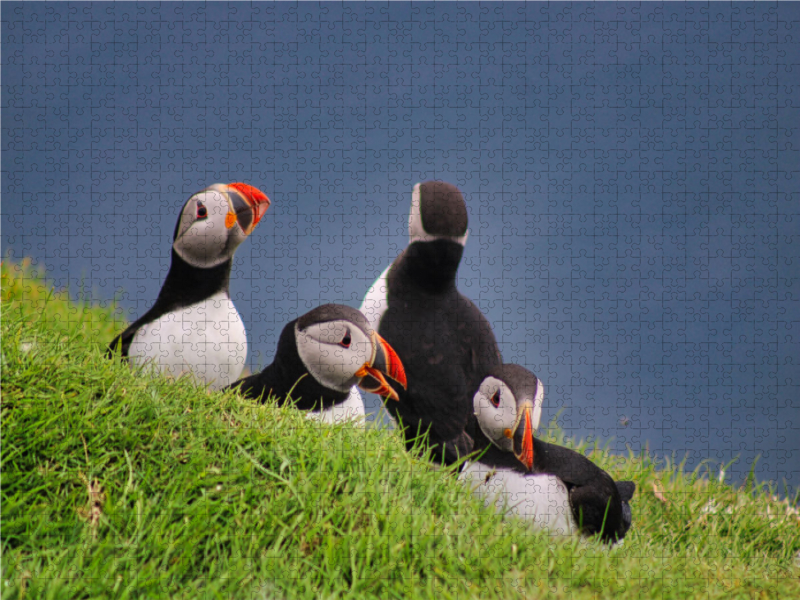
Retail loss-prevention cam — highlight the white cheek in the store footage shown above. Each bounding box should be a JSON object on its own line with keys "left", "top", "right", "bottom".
{"left": 297, "top": 335, "right": 368, "bottom": 392}
{"left": 175, "top": 223, "right": 228, "bottom": 267}
{"left": 474, "top": 379, "right": 515, "bottom": 452}
{"left": 173, "top": 197, "right": 244, "bottom": 268}
{"left": 225, "top": 224, "right": 247, "bottom": 249}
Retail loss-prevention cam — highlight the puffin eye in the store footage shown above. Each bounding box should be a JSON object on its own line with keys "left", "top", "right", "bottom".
{"left": 196, "top": 203, "right": 208, "bottom": 219}
{"left": 490, "top": 390, "right": 501, "bottom": 408}
{"left": 339, "top": 329, "right": 352, "bottom": 348}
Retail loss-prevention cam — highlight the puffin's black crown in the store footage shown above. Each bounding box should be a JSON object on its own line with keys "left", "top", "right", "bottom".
{"left": 419, "top": 181, "right": 468, "bottom": 237}
{"left": 489, "top": 363, "right": 540, "bottom": 405}
{"left": 297, "top": 303, "right": 371, "bottom": 333}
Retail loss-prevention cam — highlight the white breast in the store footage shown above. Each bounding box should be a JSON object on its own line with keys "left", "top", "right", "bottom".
{"left": 356, "top": 264, "right": 396, "bottom": 425}
{"left": 306, "top": 386, "right": 366, "bottom": 425}
{"left": 128, "top": 291, "right": 247, "bottom": 390}
{"left": 359, "top": 264, "right": 392, "bottom": 331}
{"left": 459, "top": 462, "right": 576, "bottom": 536}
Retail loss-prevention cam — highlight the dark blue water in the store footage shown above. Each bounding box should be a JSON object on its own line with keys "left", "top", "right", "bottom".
{"left": 3, "top": 2, "right": 798, "bottom": 494}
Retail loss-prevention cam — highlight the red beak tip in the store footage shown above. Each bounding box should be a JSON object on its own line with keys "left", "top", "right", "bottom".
{"left": 227, "top": 182, "right": 271, "bottom": 206}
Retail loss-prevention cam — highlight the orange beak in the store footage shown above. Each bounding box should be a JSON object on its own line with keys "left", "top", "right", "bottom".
{"left": 355, "top": 332, "right": 407, "bottom": 401}
{"left": 513, "top": 404, "right": 535, "bottom": 472}
{"left": 227, "top": 182, "right": 271, "bottom": 232}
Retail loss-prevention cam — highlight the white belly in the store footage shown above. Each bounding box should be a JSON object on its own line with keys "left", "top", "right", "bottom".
{"left": 359, "top": 264, "right": 392, "bottom": 331}
{"left": 460, "top": 462, "right": 576, "bottom": 536}
{"left": 129, "top": 291, "right": 247, "bottom": 390}
{"left": 356, "top": 264, "right": 394, "bottom": 424}
{"left": 306, "top": 386, "right": 366, "bottom": 425}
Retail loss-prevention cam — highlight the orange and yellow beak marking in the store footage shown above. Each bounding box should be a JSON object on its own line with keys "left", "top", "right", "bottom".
{"left": 225, "top": 212, "right": 237, "bottom": 229}
{"left": 355, "top": 332, "right": 408, "bottom": 401}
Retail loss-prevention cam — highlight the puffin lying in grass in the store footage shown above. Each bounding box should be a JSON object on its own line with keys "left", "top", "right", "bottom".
{"left": 461, "top": 364, "right": 635, "bottom": 543}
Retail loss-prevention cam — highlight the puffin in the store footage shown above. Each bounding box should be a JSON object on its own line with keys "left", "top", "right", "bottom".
{"left": 108, "top": 183, "right": 271, "bottom": 390}
{"left": 227, "top": 304, "right": 407, "bottom": 421}
{"left": 460, "top": 364, "right": 636, "bottom": 543}
{"left": 360, "top": 181, "right": 501, "bottom": 464}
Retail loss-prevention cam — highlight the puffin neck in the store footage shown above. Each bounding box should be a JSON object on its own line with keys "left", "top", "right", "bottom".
{"left": 398, "top": 240, "right": 463, "bottom": 293}
{"left": 156, "top": 249, "right": 232, "bottom": 308}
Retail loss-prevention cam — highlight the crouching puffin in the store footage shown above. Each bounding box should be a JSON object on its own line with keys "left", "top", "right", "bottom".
{"left": 227, "top": 304, "right": 407, "bottom": 421}
{"left": 360, "top": 181, "right": 501, "bottom": 463}
{"left": 461, "top": 364, "right": 635, "bottom": 543}
{"left": 108, "top": 183, "right": 271, "bottom": 390}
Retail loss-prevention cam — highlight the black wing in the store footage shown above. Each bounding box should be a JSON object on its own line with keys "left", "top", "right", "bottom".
{"left": 106, "top": 322, "right": 140, "bottom": 358}
{"left": 532, "top": 439, "right": 614, "bottom": 488}
{"left": 106, "top": 251, "right": 233, "bottom": 360}
{"left": 105, "top": 298, "right": 181, "bottom": 359}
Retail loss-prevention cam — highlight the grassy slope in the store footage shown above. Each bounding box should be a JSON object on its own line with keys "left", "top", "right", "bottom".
{"left": 2, "top": 260, "right": 799, "bottom": 600}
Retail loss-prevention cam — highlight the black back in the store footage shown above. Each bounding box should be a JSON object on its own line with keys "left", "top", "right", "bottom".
{"left": 226, "top": 317, "right": 350, "bottom": 410}
{"left": 107, "top": 250, "right": 232, "bottom": 357}
{"left": 379, "top": 240, "right": 502, "bottom": 464}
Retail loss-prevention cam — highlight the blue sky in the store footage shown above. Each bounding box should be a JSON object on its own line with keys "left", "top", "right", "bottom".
{"left": 3, "top": 2, "right": 799, "bottom": 492}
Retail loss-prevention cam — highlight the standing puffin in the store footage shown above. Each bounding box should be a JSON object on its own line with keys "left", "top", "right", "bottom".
{"left": 108, "top": 183, "right": 271, "bottom": 390}
{"left": 461, "top": 364, "right": 635, "bottom": 543}
{"left": 228, "top": 304, "right": 407, "bottom": 421}
{"left": 361, "top": 181, "right": 501, "bottom": 464}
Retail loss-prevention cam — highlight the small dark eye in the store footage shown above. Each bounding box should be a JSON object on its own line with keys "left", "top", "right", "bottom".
{"left": 339, "top": 329, "right": 351, "bottom": 348}
{"left": 490, "top": 390, "right": 501, "bottom": 408}
{"left": 196, "top": 203, "right": 208, "bottom": 219}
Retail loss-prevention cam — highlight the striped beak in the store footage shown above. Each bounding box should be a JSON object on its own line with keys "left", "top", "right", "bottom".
{"left": 225, "top": 182, "right": 271, "bottom": 234}
{"left": 513, "top": 403, "right": 535, "bottom": 472}
{"left": 355, "top": 332, "right": 407, "bottom": 401}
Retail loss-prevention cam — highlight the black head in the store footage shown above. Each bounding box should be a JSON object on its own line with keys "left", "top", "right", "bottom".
{"left": 615, "top": 480, "right": 636, "bottom": 538}
{"left": 409, "top": 181, "right": 469, "bottom": 244}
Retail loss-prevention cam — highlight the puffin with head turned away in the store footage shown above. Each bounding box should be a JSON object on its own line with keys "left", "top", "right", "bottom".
{"left": 227, "top": 304, "right": 407, "bottom": 423}
{"left": 108, "top": 183, "right": 271, "bottom": 390}
{"left": 461, "top": 363, "right": 636, "bottom": 543}
{"left": 360, "top": 180, "right": 502, "bottom": 463}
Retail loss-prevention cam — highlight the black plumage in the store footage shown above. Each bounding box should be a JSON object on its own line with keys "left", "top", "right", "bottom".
{"left": 228, "top": 314, "right": 348, "bottom": 410}
{"left": 376, "top": 182, "right": 501, "bottom": 464}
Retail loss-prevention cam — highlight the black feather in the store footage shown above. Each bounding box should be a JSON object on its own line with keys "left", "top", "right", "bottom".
{"left": 226, "top": 308, "right": 356, "bottom": 411}
{"left": 379, "top": 239, "right": 501, "bottom": 464}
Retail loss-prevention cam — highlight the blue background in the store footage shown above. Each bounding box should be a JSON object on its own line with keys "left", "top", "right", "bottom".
{"left": 3, "top": 2, "right": 799, "bottom": 494}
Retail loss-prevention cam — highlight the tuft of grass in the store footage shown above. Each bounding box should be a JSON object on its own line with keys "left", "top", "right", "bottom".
{"left": 1, "top": 258, "right": 124, "bottom": 344}
{"left": 2, "top": 260, "right": 800, "bottom": 599}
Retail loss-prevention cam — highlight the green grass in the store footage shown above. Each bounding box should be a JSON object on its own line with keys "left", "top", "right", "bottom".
{"left": 2, "top": 259, "right": 799, "bottom": 600}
